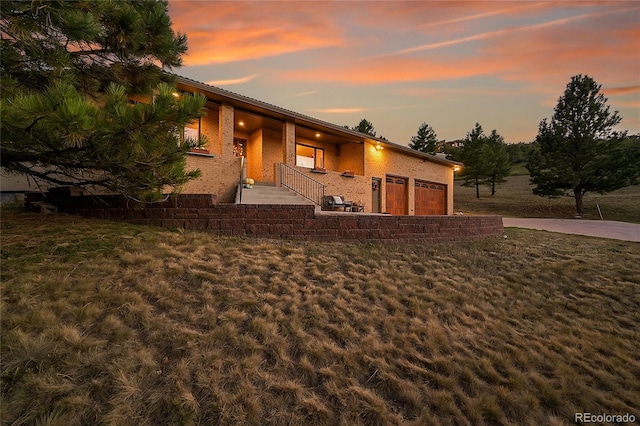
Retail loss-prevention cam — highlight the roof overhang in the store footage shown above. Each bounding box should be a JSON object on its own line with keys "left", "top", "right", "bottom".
{"left": 173, "top": 74, "right": 461, "bottom": 168}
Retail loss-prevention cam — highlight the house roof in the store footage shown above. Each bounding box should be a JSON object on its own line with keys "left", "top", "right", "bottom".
{"left": 173, "top": 74, "right": 461, "bottom": 168}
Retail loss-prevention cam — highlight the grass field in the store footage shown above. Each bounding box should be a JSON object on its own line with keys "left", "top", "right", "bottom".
{"left": 2, "top": 208, "right": 639, "bottom": 425}
{"left": 454, "top": 174, "right": 640, "bottom": 224}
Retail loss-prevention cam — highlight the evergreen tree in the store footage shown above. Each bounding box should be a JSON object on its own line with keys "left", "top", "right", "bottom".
{"left": 459, "top": 124, "right": 510, "bottom": 198}
{"left": 409, "top": 122, "right": 438, "bottom": 154}
{"left": 459, "top": 123, "right": 490, "bottom": 198}
{"left": 484, "top": 130, "right": 511, "bottom": 195}
{"left": 1, "top": 0, "right": 205, "bottom": 200}
{"left": 527, "top": 74, "right": 639, "bottom": 216}
{"left": 352, "top": 119, "right": 377, "bottom": 137}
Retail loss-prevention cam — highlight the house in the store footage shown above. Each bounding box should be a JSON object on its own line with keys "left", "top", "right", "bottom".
{"left": 0, "top": 75, "right": 461, "bottom": 215}
{"left": 175, "top": 75, "right": 459, "bottom": 215}
{"left": 436, "top": 139, "right": 465, "bottom": 152}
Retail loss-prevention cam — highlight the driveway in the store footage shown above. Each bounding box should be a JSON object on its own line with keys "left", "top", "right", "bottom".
{"left": 502, "top": 218, "right": 640, "bottom": 242}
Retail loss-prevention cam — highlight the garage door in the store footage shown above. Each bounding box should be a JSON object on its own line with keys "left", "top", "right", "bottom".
{"left": 386, "top": 176, "right": 407, "bottom": 215}
{"left": 415, "top": 180, "right": 446, "bottom": 215}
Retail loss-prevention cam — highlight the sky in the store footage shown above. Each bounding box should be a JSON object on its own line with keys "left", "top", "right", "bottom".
{"left": 167, "top": 1, "right": 640, "bottom": 144}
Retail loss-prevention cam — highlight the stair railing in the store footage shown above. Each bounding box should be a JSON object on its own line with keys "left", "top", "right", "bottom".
{"left": 277, "top": 163, "right": 325, "bottom": 206}
{"left": 236, "top": 157, "right": 245, "bottom": 204}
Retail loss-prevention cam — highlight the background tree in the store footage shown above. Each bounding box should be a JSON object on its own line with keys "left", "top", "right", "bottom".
{"left": 1, "top": 0, "right": 205, "bottom": 200}
{"left": 459, "top": 123, "right": 489, "bottom": 199}
{"left": 459, "top": 123, "right": 510, "bottom": 198}
{"left": 352, "top": 119, "right": 377, "bottom": 137}
{"left": 527, "top": 74, "right": 639, "bottom": 216}
{"left": 409, "top": 122, "right": 438, "bottom": 154}
{"left": 484, "top": 129, "right": 511, "bottom": 196}
{"left": 505, "top": 142, "right": 535, "bottom": 165}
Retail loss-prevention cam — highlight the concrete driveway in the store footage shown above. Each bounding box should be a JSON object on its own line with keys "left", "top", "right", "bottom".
{"left": 502, "top": 218, "right": 640, "bottom": 242}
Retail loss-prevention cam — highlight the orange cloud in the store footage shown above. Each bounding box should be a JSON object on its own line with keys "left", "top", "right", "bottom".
{"left": 206, "top": 74, "right": 258, "bottom": 86}
{"left": 269, "top": 2, "right": 638, "bottom": 91}
{"left": 168, "top": 1, "right": 344, "bottom": 65}
{"left": 481, "top": 16, "right": 640, "bottom": 91}
{"left": 281, "top": 55, "right": 502, "bottom": 85}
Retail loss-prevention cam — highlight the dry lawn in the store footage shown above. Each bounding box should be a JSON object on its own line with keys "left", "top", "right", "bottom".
{"left": 1, "top": 208, "right": 639, "bottom": 425}
{"left": 454, "top": 175, "right": 640, "bottom": 224}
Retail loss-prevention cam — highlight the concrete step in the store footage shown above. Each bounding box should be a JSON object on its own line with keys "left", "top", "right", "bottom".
{"left": 239, "top": 185, "right": 316, "bottom": 206}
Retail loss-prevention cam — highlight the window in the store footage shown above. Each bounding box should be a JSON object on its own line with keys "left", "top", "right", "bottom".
{"left": 175, "top": 117, "right": 208, "bottom": 153}
{"left": 296, "top": 143, "right": 324, "bottom": 169}
{"left": 182, "top": 118, "right": 201, "bottom": 148}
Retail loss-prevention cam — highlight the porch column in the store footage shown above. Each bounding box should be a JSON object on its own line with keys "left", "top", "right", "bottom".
{"left": 219, "top": 103, "right": 234, "bottom": 158}
{"left": 408, "top": 177, "right": 415, "bottom": 216}
{"left": 283, "top": 121, "right": 296, "bottom": 166}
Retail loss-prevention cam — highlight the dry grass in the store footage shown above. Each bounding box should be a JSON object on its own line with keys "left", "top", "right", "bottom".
{"left": 454, "top": 175, "right": 640, "bottom": 223}
{"left": 2, "top": 208, "right": 639, "bottom": 425}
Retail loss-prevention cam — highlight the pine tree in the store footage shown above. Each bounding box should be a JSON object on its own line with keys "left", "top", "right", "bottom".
{"left": 1, "top": 0, "right": 205, "bottom": 200}
{"left": 527, "top": 74, "right": 639, "bottom": 216}
{"left": 484, "top": 130, "right": 511, "bottom": 196}
{"left": 459, "top": 124, "right": 510, "bottom": 198}
{"left": 352, "top": 119, "right": 377, "bottom": 137}
{"left": 409, "top": 122, "right": 438, "bottom": 154}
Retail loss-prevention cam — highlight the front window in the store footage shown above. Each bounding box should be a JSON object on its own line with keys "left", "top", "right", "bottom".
{"left": 296, "top": 143, "right": 324, "bottom": 169}
{"left": 182, "top": 118, "right": 201, "bottom": 148}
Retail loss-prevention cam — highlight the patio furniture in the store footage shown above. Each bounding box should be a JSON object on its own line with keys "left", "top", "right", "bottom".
{"left": 322, "top": 195, "right": 352, "bottom": 211}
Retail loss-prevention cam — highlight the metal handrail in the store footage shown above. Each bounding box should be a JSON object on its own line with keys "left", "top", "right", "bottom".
{"left": 277, "top": 163, "right": 325, "bottom": 206}
{"left": 236, "top": 157, "right": 245, "bottom": 204}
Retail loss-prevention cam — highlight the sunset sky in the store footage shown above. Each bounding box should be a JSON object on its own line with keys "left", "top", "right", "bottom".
{"left": 167, "top": 1, "right": 640, "bottom": 144}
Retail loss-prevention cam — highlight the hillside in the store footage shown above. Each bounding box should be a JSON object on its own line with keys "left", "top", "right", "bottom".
{"left": 2, "top": 208, "right": 639, "bottom": 424}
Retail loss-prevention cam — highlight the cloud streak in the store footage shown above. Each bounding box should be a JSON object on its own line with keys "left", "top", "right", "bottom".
{"left": 377, "top": 6, "right": 636, "bottom": 58}
{"left": 419, "top": 2, "right": 548, "bottom": 29}
{"left": 291, "top": 91, "right": 319, "bottom": 98}
{"left": 206, "top": 74, "right": 258, "bottom": 86}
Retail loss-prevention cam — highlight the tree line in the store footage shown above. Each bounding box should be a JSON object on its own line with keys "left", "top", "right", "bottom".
{"left": 350, "top": 75, "right": 640, "bottom": 214}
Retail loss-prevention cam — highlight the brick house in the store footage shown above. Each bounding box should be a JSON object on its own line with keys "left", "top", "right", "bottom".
{"left": 176, "top": 76, "right": 460, "bottom": 215}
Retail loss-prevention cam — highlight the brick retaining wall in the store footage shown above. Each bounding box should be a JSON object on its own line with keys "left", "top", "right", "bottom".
{"left": 38, "top": 194, "right": 503, "bottom": 243}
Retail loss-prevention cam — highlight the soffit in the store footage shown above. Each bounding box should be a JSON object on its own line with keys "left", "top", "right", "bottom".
{"left": 175, "top": 74, "right": 460, "bottom": 166}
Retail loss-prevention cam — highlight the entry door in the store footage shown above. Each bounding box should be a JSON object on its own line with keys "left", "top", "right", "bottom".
{"left": 414, "top": 180, "right": 446, "bottom": 215}
{"left": 385, "top": 176, "right": 407, "bottom": 215}
{"left": 371, "top": 178, "right": 381, "bottom": 213}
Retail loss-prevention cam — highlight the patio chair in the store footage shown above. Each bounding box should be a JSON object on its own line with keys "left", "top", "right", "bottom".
{"left": 322, "top": 195, "right": 352, "bottom": 211}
